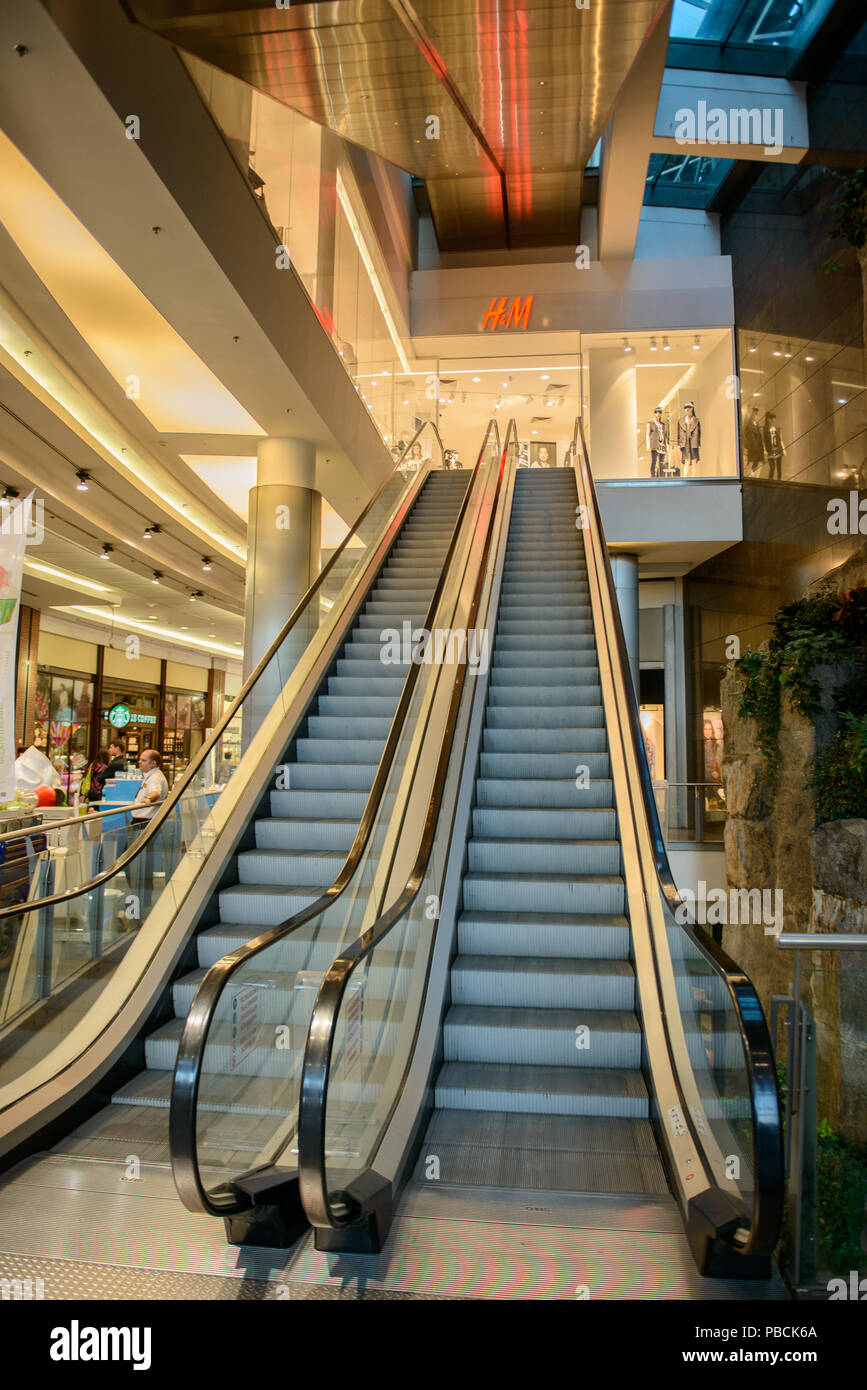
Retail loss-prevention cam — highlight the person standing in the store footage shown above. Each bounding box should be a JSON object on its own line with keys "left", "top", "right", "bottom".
{"left": 743, "top": 405, "right": 765, "bottom": 476}
{"left": 81, "top": 748, "right": 110, "bottom": 805}
{"left": 678, "top": 402, "right": 701, "bottom": 475}
{"left": 646, "top": 406, "right": 668, "bottom": 478}
{"left": 131, "top": 749, "right": 168, "bottom": 823}
{"left": 125, "top": 749, "right": 169, "bottom": 918}
{"left": 104, "top": 738, "right": 128, "bottom": 779}
{"left": 763, "top": 412, "right": 786, "bottom": 480}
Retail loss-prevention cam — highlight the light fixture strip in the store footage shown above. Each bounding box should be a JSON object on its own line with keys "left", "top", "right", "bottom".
{"left": 336, "top": 171, "right": 411, "bottom": 375}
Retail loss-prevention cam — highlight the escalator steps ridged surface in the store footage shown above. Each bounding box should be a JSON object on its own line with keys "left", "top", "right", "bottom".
{"left": 417, "top": 468, "right": 668, "bottom": 1196}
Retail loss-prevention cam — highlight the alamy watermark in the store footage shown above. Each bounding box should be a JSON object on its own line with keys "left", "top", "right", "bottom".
{"left": 379, "top": 623, "right": 490, "bottom": 676}
{"left": 675, "top": 881, "right": 783, "bottom": 935}
{"left": 674, "top": 100, "right": 784, "bottom": 157}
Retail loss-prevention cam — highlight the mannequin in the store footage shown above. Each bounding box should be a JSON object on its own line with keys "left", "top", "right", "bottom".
{"left": 743, "top": 405, "right": 765, "bottom": 476}
{"left": 763, "top": 412, "right": 786, "bottom": 481}
{"left": 646, "top": 406, "right": 669, "bottom": 478}
{"left": 678, "top": 401, "right": 701, "bottom": 475}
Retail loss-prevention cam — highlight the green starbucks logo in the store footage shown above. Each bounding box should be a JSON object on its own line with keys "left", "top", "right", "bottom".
{"left": 108, "top": 702, "right": 131, "bottom": 729}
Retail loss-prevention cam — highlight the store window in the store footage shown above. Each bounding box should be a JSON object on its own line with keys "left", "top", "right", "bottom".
{"left": 99, "top": 684, "right": 159, "bottom": 767}
{"left": 582, "top": 328, "right": 739, "bottom": 480}
{"left": 162, "top": 689, "right": 207, "bottom": 785}
{"left": 34, "top": 667, "right": 94, "bottom": 799}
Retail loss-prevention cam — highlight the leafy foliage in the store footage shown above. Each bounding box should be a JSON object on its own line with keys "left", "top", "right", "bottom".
{"left": 734, "top": 588, "right": 867, "bottom": 808}
{"left": 824, "top": 168, "right": 867, "bottom": 272}
{"left": 811, "top": 713, "right": 867, "bottom": 823}
{"left": 817, "top": 1118, "right": 867, "bottom": 1273}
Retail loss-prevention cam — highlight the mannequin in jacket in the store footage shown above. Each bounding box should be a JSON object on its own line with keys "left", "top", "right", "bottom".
{"left": 646, "top": 406, "right": 669, "bottom": 478}
{"left": 678, "top": 402, "right": 701, "bottom": 475}
{"left": 743, "top": 405, "right": 765, "bottom": 475}
{"left": 763, "top": 412, "right": 786, "bottom": 480}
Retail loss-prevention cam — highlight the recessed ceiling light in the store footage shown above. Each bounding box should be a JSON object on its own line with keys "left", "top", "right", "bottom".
{"left": 472, "top": 376, "right": 480, "bottom": 383}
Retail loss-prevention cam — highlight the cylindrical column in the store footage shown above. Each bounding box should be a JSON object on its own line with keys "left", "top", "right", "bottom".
{"left": 611, "top": 552, "right": 639, "bottom": 701}
{"left": 244, "top": 437, "right": 320, "bottom": 678}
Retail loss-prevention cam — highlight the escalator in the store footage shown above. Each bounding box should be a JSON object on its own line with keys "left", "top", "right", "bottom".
{"left": 281, "top": 421, "right": 785, "bottom": 1295}
{"left": 57, "top": 468, "right": 471, "bottom": 1168}
{"left": 414, "top": 465, "right": 660, "bottom": 1185}
{"left": 0, "top": 423, "right": 496, "bottom": 1193}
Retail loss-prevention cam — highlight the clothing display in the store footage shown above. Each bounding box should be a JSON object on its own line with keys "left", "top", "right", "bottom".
{"left": 763, "top": 418, "right": 786, "bottom": 480}
{"left": 743, "top": 411, "right": 765, "bottom": 474}
{"left": 677, "top": 406, "right": 701, "bottom": 473}
{"left": 646, "top": 413, "right": 669, "bottom": 478}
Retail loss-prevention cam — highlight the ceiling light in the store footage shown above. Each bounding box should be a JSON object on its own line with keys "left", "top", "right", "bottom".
{"left": 805, "top": 354, "right": 814, "bottom": 362}
{"left": 784, "top": 344, "right": 792, "bottom": 358}
{"left": 541, "top": 374, "right": 549, "bottom": 380}
{"left": 650, "top": 337, "right": 657, "bottom": 352}
{"left": 503, "top": 380, "right": 508, "bottom": 387}
{"left": 152, "top": 570, "right": 162, "bottom": 583}
{"left": 546, "top": 399, "right": 554, "bottom": 407}
{"left": 75, "top": 470, "right": 90, "bottom": 490}
{"left": 189, "top": 590, "right": 202, "bottom": 602}
{"left": 66, "top": 606, "right": 240, "bottom": 656}
{"left": 472, "top": 376, "right": 480, "bottom": 383}
{"left": 692, "top": 336, "right": 700, "bottom": 351}
{"left": 24, "top": 560, "right": 110, "bottom": 594}
{"left": 143, "top": 523, "right": 161, "bottom": 539}
{"left": 531, "top": 428, "right": 538, "bottom": 435}
{"left": 663, "top": 337, "right": 670, "bottom": 351}
{"left": 201, "top": 556, "right": 212, "bottom": 571}
{"left": 623, "top": 339, "right": 632, "bottom": 354}
{"left": 749, "top": 341, "right": 757, "bottom": 353}
{"left": 773, "top": 344, "right": 782, "bottom": 357}
{"left": 100, "top": 543, "right": 112, "bottom": 559}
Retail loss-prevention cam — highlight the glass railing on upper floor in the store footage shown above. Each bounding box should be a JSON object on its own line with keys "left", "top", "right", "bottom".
{"left": 0, "top": 426, "right": 451, "bottom": 1114}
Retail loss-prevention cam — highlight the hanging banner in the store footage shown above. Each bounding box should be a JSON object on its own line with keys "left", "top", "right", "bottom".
{"left": 0, "top": 494, "right": 31, "bottom": 803}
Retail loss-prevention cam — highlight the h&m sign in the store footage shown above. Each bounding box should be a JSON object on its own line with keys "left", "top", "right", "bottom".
{"left": 481, "top": 295, "right": 534, "bottom": 331}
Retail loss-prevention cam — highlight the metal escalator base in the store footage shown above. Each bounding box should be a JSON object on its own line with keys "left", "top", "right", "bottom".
{"left": 287, "top": 1182, "right": 786, "bottom": 1300}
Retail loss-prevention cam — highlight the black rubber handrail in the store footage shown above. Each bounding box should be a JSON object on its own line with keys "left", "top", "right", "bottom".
{"left": 572, "top": 415, "right": 783, "bottom": 1257}
{"left": 0, "top": 423, "right": 443, "bottom": 925}
{"left": 169, "top": 420, "right": 502, "bottom": 1218}
{"left": 296, "top": 422, "right": 515, "bottom": 1229}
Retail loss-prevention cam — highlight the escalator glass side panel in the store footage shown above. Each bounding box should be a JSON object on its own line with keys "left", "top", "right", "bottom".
{"left": 0, "top": 430, "right": 438, "bottom": 1122}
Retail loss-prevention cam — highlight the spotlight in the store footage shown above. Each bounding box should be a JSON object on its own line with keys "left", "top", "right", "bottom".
{"left": 143, "top": 523, "right": 161, "bottom": 539}
{"left": 472, "top": 376, "right": 480, "bottom": 383}
{"left": 100, "top": 543, "right": 112, "bottom": 559}
{"left": 0, "top": 486, "right": 19, "bottom": 507}
{"left": 749, "top": 341, "right": 757, "bottom": 353}
{"left": 773, "top": 344, "right": 782, "bottom": 357}
{"left": 190, "top": 590, "right": 203, "bottom": 602}
{"left": 784, "top": 344, "right": 792, "bottom": 358}
{"left": 201, "top": 556, "right": 212, "bottom": 571}
{"left": 650, "top": 337, "right": 657, "bottom": 352}
{"left": 692, "top": 336, "right": 700, "bottom": 351}
{"left": 623, "top": 338, "right": 632, "bottom": 353}
{"left": 663, "top": 337, "right": 670, "bottom": 351}
{"left": 75, "top": 471, "right": 90, "bottom": 491}
{"left": 152, "top": 571, "right": 163, "bottom": 583}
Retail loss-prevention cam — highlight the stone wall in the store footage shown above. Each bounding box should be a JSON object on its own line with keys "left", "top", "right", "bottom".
{"left": 721, "top": 664, "right": 867, "bottom": 1145}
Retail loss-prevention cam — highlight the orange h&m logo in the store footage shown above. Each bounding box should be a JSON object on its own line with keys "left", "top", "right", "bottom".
{"left": 481, "top": 295, "right": 534, "bottom": 330}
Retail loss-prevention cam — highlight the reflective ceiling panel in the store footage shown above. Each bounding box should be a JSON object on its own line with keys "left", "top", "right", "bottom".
{"left": 129, "top": 0, "right": 665, "bottom": 248}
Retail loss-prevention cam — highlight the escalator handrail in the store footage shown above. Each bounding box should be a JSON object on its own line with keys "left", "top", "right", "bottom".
{"left": 0, "top": 423, "right": 445, "bottom": 923}
{"left": 296, "top": 422, "right": 516, "bottom": 1230}
{"left": 571, "top": 416, "right": 783, "bottom": 1255}
{"left": 170, "top": 420, "right": 502, "bottom": 1218}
